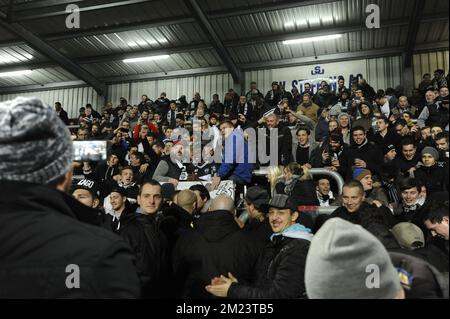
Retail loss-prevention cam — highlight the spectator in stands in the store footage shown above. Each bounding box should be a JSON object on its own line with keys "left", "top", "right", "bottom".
{"left": 265, "top": 81, "right": 283, "bottom": 108}
{"left": 205, "top": 194, "right": 312, "bottom": 299}
{"left": 275, "top": 163, "right": 319, "bottom": 207}
{"left": 383, "top": 144, "right": 397, "bottom": 162}
{"left": 258, "top": 109, "right": 293, "bottom": 166}
{"left": 353, "top": 101, "right": 376, "bottom": 135}
{"left": 212, "top": 121, "right": 253, "bottom": 186}
{"left": 413, "top": 147, "right": 448, "bottom": 194}
{"left": 337, "top": 112, "right": 351, "bottom": 144}
{"left": 233, "top": 95, "right": 255, "bottom": 126}
{"left": 330, "top": 89, "right": 350, "bottom": 116}
{"left": 329, "top": 180, "right": 396, "bottom": 227}
{"left": 395, "top": 137, "right": 421, "bottom": 176}
{"left": 137, "top": 94, "right": 153, "bottom": 114}
{"left": 173, "top": 195, "right": 259, "bottom": 298}
{"left": 358, "top": 78, "right": 376, "bottom": 102}
{"left": 313, "top": 83, "right": 337, "bottom": 109}
{"left": 72, "top": 179, "right": 100, "bottom": 209}
{"left": 374, "top": 93, "right": 390, "bottom": 118}
{"left": 118, "top": 180, "right": 169, "bottom": 298}
{"left": 418, "top": 73, "right": 433, "bottom": 96}
{"left": 335, "top": 76, "right": 347, "bottom": 98}
{"left": 296, "top": 93, "right": 320, "bottom": 124}
{"left": 189, "top": 184, "right": 211, "bottom": 213}
{"left": 317, "top": 131, "right": 349, "bottom": 177}
{"left": 417, "top": 89, "right": 449, "bottom": 130}
{"left": 245, "top": 81, "right": 264, "bottom": 103}
{"left": 292, "top": 126, "right": 319, "bottom": 168}
{"left": 431, "top": 69, "right": 448, "bottom": 91}
{"left": 372, "top": 116, "right": 401, "bottom": 152}
{"left": 54, "top": 102, "right": 69, "bottom": 125}
{"left": 76, "top": 128, "right": 89, "bottom": 141}
{"left": 347, "top": 126, "right": 383, "bottom": 178}
{"left": 423, "top": 201, "right": 449, "bottom": 254}
{"left": 166, "top": 100, "right": 178, "bottom": 129}
{"left": 434, "top": 132, "right": 449, "bottom": 162}
{"left": 305, "top": 218, "right": 403, "bottom": 299}
{"left": 153, "top": 141, "right": 190, "bottom": 187}
{"left": 391, "top": 96, "right": 418, "bottom": 120}
{"left": 209, "top": 94, "right": 224, "bottom": 116}
{"left": 243, "top": 186, "right": 272, "bottom": 244}
{"left": 394, "top": 178, "right": 429, "bottom": 230}
{"left": 316, "top": 177, "right": 335, "bottom": 207}
{"left": 0, "top": 96, "right": 143, "bottom": 298}
{"left": 291, "top": 86, "right": 302, "bottom": 108}
{"left": 353, "top": 168, "right": 389, "bottom": 207}
{"left": 155, "top": 92, "right": 170, "bottom": 117}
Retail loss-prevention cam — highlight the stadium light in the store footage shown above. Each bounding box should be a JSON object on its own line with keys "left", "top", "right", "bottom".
{"left": 0, "top": 70, "right": 32, "bottom": 77}
{"left": 123, "top": 55, "right": 170, "bottom": 63}
{"left": 282, "top": 34, "right": 342, "bottom": 45}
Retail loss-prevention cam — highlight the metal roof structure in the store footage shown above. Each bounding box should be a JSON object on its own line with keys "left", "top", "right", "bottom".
{"left": 0, "top": 0, "right": 448, "bottom": 95}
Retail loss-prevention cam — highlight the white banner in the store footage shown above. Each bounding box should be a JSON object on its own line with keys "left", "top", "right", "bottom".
{"left": 176, "top": 180, "right": 235, "bottom": 200}
{"left": 272, "top": 60, "right": 367, "bottom": 94}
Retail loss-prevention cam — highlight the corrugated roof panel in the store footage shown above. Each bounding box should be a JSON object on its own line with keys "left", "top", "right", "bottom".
{"left": 423, "top": 0, "right": 449, "bottom": 15}
{"left": 18, "top": 1, "right": 190, "bottom": 35}
{"left": 416, "top": 20, "right": 449, "bottom": 44}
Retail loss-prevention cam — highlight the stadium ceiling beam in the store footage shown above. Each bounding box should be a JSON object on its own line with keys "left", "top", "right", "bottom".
{"left": 98, "top": 42, "right": 450, "bottom": 84}
{"left": 9, "top": 0, "right": 153, "bottom": 22}
{"left": 0, "top": 80, "right": 87, "bottom": 94}
{"left": 208, "top": 0, "right": 339, "bottom": 19}
{"left": 186, "top": 0, "right": 241, "bottom": 83}
{"left": 240, "top": 42, "right": 450, "bottom": 71}
{"left": 0, "top": 10, "right": 107, "bottom": 96}
{"left": 0, "top": 0, "right": 86, "bottom": 12}
{"left": 404, "top": 0, "right": 426, "bottom": 68}
{"left": 1, "top": 43, "right": 447, "bottom": 92}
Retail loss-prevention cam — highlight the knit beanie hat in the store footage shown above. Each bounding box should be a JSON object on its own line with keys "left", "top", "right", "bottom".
{"left": 305, "top": 218, "right": 401, "bottom": 299}
{"left": 352, "top": 168, "right": 371, "bottom": 181}
{"left": 0, "top": 97, "right": 73, "bottom": 184}
{"left": 421, "top": 146, "right": 439, "bottom": 161}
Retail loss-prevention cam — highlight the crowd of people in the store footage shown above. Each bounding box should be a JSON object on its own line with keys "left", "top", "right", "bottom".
{"left": 0, "top": 68, "right": 449, "bottom": 299}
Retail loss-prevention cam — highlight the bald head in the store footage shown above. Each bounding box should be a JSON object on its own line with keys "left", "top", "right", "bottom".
{"left": 177, "top": 190, "right": 197, "bottom": 214}
{"left": 209, "top": 195, "right": 235, "bottom": 213}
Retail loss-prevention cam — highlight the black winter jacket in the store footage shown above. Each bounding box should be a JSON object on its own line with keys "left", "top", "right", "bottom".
{"left": 228, "top": 234, "right": 311, "bottom": 299}
{"left": 0, "top": 181, "right": 140, "bottom": 298}
{"left": 173, "top": 210, "right": 260, "bottom": 298}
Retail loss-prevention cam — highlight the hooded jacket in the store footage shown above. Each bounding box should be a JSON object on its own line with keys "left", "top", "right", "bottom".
{"left": 227, "top": 224, "right": 311, "bottom": 299}
{"left": 0, "top": 181, "right": 140, "bottom": 298}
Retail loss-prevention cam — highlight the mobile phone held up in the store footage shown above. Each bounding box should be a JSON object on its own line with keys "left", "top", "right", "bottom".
{"left": 73, "top": 140, "right": 110, "bottom": 162}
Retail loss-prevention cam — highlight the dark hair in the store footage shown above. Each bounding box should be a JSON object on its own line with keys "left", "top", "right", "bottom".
{"left": 351, "top": 126, "right": 366, "bottom": 135}
{"left": 55, "top": 102, "right": 61, "bottom": 107}
{"left": 435, "top": 132, "right": 449, "bottom": 142}
{"left": 189, "top": 184, "right": 211, "bottom": 201}
{"left": 400, "top": 137, "right": 417, "bottom": 148}
{"left": 397, "top": 177, "right": 421, "bottom": 192}
{"left": 343, "top": 180, "right": 364, "bottom": 195}
{"left": 86, "top": 104, "right": 93, "bottom": 109}
{"left": 395, "top": 119, "right": 407, "bottom": 127}
{"left": 120, "top": 166, "right": 134, "bottom": 174}
{"left": 139, "top": 180, "right": 162, "bottom": 196}
{"left": 377, "top": 116, "right": 389, "bottom": 125}
{"left": 296, "top": 126, "right": 311, "bottom": 136}
{"left": 423, "top": 73, "right": 431, "bottom": 78}
{"left": 423, "top": 201, "right": 449, "bottom": 223}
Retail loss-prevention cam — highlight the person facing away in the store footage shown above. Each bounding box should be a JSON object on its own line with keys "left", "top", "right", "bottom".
{"left": 0, "top": 97, "right": 140, "bottom": 298}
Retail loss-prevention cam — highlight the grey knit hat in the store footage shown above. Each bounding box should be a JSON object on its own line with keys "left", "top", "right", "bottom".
{"left": 421, "top": 146, "right": 439, "bottom": 161}
{"left": 305, "top": 218, "right": 401, "bottom": 299}
{"left": 0, "top": 96, "right": 73, "bottom": 184}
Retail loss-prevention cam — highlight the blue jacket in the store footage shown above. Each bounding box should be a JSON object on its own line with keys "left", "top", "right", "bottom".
{"left": 218, "top": 130, "right": 253, "bottom": 183}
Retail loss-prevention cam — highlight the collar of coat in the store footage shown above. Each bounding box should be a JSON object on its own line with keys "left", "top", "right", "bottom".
{"left": 0, "top": 180, "right": 102, "bottom": 226}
